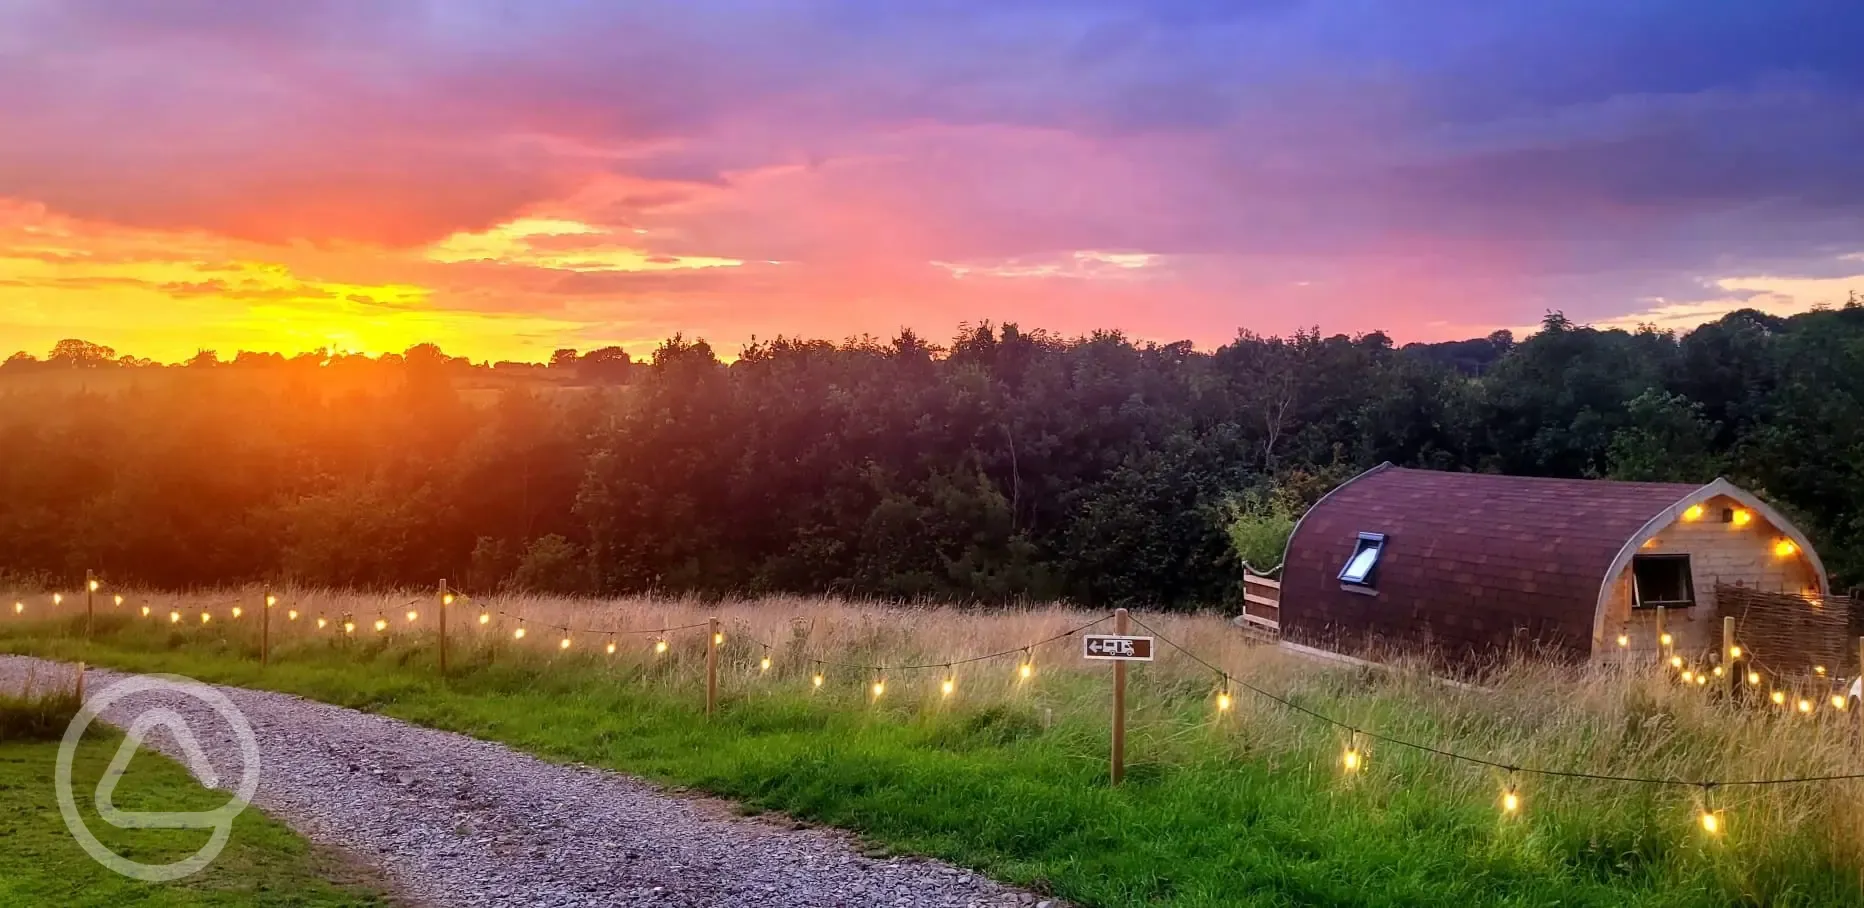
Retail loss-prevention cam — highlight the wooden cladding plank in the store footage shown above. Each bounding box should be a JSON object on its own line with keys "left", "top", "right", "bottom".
{"left": 1244, "top": 591, "right": 1280, "bottom": 607}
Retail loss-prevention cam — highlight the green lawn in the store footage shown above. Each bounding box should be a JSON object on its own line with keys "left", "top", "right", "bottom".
{"left": 4, "top": 619, "right": 1859, "bottom": 908}
{"left": 0, "top": 732, "right": 390, "bottom": 907}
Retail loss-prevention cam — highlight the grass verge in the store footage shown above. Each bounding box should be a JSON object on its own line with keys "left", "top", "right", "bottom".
{"left": 0, "top": 727, "right": 391, "bottom": 907}
{"left": 5, "top": 616, "right": 1862, "bottom": 907}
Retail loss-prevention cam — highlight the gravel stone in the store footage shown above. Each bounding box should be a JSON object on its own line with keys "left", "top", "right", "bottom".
{"left": 1, "top": 656, "right": 1051, "bottom": 907}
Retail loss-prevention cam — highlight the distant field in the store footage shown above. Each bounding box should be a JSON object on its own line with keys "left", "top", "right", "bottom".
{"left": 4, "top": 590, "right": 1862, "bottom": 907}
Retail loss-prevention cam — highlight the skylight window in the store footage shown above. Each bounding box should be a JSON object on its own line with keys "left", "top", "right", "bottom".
{"left": 1338, "top": 532, "right": 1386, "bottom": 590}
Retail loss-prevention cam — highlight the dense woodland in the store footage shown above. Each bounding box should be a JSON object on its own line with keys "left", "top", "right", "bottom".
{"left": 3, "top": 301, "right": 1862, "bottom": 607}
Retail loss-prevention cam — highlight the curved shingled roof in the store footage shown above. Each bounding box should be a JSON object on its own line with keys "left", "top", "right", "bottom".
{"left": 1278, "top": 464, "right": 1703, "bottom": 658}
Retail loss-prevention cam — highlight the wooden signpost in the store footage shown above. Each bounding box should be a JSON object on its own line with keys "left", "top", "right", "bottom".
{"left": 1088, "top": 610, "right": 1155, "bottom": 786}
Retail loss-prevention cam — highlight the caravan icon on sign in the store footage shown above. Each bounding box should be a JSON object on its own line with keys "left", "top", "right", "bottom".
{"left": 1082, "top": 634, "right": 1154, "bottom": 661}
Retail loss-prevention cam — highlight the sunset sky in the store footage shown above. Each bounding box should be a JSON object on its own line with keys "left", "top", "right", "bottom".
{"left": 4, "top": 1, "right": 1863, "bottom": 363}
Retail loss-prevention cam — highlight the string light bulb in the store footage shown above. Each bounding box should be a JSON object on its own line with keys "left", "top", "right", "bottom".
{"left": 1683, "top": 504, "right": 1705, "bottom": 521}
{"left": 343, "top": 620, "right": 356, "bottom": 634}
{"left": 266, "top": 594, "right": 277, "bottom": 607}
{"left": 871, "top": 675, "right": 887, "bottom": 699}
{"left": 1342, "top": 745, "right": 1363, "bottom": 774}
{"left": 1670, "top": 655, "right": 1684, "bottom": 669}
{"left": 1711, "top": 665, "right": 1723, "bottom": 678}
{"left": 231, "top": 606, "right": 243, "bottom": 619}
{"left": 1746, "top": 671, "right": 1760, "bottom": 686}
{"left": 113, "top": 594, "right": 123, "bottom": 607}
{"left": 714, "top": 631, "right": 725, "bottom": 646}
{"left": 559, "top": 635, "right": 572, "bottom": 651}
{"left": 1699, "top": 785, "right": 1722, "bottom": 836}
{"left": 88, "top": 579, "right": 100, "bottom": 592}
{"left": 169, "top": 611, "right": 181, "bottom": 624}
{"left": 140, "top": 605, "right": 151, "bottom": 618}
{"left": 201, "top": 611, "right": 212, "bottom": 624}
{"left": 941, "top": 666, "right": 956, "bottom": 698}
{"left": 1815, "top": 665, "right": 1828, "bottom": 676}
{"left": 1659, "top": 632, "right": 1674, "bottom": 647}
{"left": 288, "top": 609, "right": 299, "bottom": 621}
{"left": 654, "top": 638, "right": 668, "bottom": 655}
{"left": 513, "top": 623, "right": 527, "bottom": 641}
{"left": 1731, "top": 509, "right": 1753, "bottom": 527}
{"left": 1616, "top": 634, "right": 1629, "bottom": 648}
{"left": 1770, "top": 690, "right": 1786, "bottom": 705}
{"left": 1018, "top": 648, "right": 1034, "bottom": 681}
{"left": 1694, "top": 673, "right": 1707, "bottom": 686}
{"left": 812, "top": 670, "right": 825, "bottom": 689}
{"left": 1833, "top": 695, "right": 1847, "bottom": 711}
{"left": 1681, "top": 670, "right": 1694, "bottom": 684}
{"left": 52, "top": 594, "right": 62, "bottom": 606}
{"left": 479, "top": 612, "right": 491, "bottom": 626}
{"left": 442, "top": 593, "right": 456, "bottom": 606}
{"left": 1501, "top": 775, "right": 1521, "bottom": 816}
{"left": 759, "top": 650, "right": 772, "bottom": 673}
{"left": 1216, "top": 690, "right": 1233, "bottom": 713}
{"left": 1773, "top": 539, "right": 1798, "bottom": 558}
{"left": 373, "top": 617, "right": 388, "bottom": 633}
{"left": 1797, "top": 698, "right": 1814, "bottom": 715}
{"left": 405, "top": 609, "right": 418, "bottom": 623}
{"left": 1729, "top": 645, "right": 1742, "bottom": 659}
{"left": 606, "top": 637, "right": 618, "bottom": 656}
{"left": 11, "top": 602, "right": 21, "bottom": 615}
{"left": 317, "top": 616, "right": 329, "bottom": 630}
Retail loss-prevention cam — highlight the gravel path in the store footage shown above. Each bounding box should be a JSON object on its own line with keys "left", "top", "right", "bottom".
{"left": 0, "top": 656, "right": 1048, "bottom": 908}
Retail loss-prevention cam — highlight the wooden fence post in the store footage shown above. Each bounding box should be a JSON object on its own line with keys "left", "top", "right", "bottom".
{"left": 1112, "top": 607, "right": 1129, "bottom": 786}
{"left": 76, "top": 661, "right": 86, "bottom": 701}
{"left": 706, "top": 617, "right": 720, "bottom": 717}
{"left": 1722, "top": 615, "right": 1735, "bottom": 699}
{"left": 1655, "top": 606, "right": 1667, "bottom": 665}
{"left": 85, "top": 569, "right": 95, "bottom": 640}
{"left": 438, "top": 579, "right": 450, "bottom": 677}
{"left": 261, "top": 585, "right": 271, "bottom": 667}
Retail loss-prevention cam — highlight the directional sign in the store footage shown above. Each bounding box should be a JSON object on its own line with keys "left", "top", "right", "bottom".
{"left": 1083, "top": 634, "right": 1154, "bottom": 661}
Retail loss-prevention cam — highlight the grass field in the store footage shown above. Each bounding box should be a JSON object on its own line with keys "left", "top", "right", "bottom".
{"left": 0, "top": 682, "right": 390, "bottom": 907}
{"left": 5, "top": 590, "right": 1864, "bottom": 907}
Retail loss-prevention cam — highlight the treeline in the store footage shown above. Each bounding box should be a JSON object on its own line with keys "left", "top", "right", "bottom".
{"left": 3, "top": 304, "right": 1862, "bottom": 606}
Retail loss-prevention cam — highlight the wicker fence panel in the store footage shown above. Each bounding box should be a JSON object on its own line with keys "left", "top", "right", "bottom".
{"left": 1717, "top": 584, "right": 1856, "bottom": 679}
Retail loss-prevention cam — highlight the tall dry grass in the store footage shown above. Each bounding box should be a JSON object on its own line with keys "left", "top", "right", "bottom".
{"left": 13, "top": 583, "right": 1864, "bottom": 873}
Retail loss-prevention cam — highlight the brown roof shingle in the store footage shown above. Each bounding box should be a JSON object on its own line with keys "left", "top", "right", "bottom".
{"left": 1280, "top": 465, "right": 1698, "bottom": 660}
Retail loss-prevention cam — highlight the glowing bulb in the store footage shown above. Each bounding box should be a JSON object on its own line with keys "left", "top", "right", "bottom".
{"left": 52, "top": 594, "right": 62, "bottom": 606}
{"left": 406, "top": 610, "right": 419, "bottom": 623}
{"left": 713, "top": 631, "right": 725, "bottom": 646}
{"left": 760, "top": 656, "right": 772, "bottom": 672}
{"left": 1342, "top": 748, "right": 1362, "bottom": 773}
{"left": 88, "top": 580, "right": 99, "bottom": 592}
{"left": 606, "top": 641, "right": 617, "bottom": 655}
{"left": 266, "top": 595, "right": 277, "bottom": 607}
{"left": 1815, "top": 665, "right": 1828, "bottom": 676}
{"left": 1501, "top": 788, "right": 1520, "bottom": 815}
{"left": 514, "top": 626, "right": 527, "bottom": 640}
{"left": 1670, "top": 655, "right": 1684, "bottom": 669}
{"left": 1729, "top": 645, "right": 1742, "bottom": 659}
{"left": 1798, "top": 698, "right": 1813, "bottom": 714}
{"left": 1712, "top": 665, "right": 1723, "bottom": 678}
{"left": 113, "top": 594, "right": 123, "bottom": 606}
{"left": 1660, "top": 632, "right": 1674, "bottom": 647}
{"left": 343, "top": 621, "right": 356, "bottom": 634}
{"left": 1616, "top": 634, "right": 1629, "bottom": 648}
{"left": 231, "top": 607, "right": 243, "bottom": 619}
{"left": 201, "top": 612, "right": 211, "bottom": 624}
{"left": 1019, "top": 662, "right": 1033, "bottom": 681}
{"left": 1773, "top": 539, "right": 1798, "bottom": 558}
{"left": 288, "top": 609, "right": 299, "bottom": 621}
{"left": 169, "top": 611, "right": 180, "bottom": 624}
{"left": 1834, "top": 695, "right": 1848, "bottom": 711}
{"left": 443, "top": 593, "right": 456, "bottom": 606}
{"left": 1770, "top": 690, "right": 1786, "bottom": 705}
{"left": 1683, "top": 504, "right": 1705, "bottom": 522}
{"left": 872, "top": 679, "right": 886, "bottom": 698}
{"left": 317, "top": 617, "right": 328, "bottom": 629}
{"left": 1732, "top": 509, "right": 1753, "bottom": 527}
{"left": 654, "top": 639, "right": 668, "bottom": 655}
{"left": 1695, "top": 674, "right": 1707, "bottom": 686}
{"left": 1746, "top": 671, "right": 1760, "bottom": 686}
{"left": 559, "top": 637, "right": 572, "bottom": 650}
{"left": 1216, "top": 692, "right": 1233, "bottom": 712}
{"left": 11, "top": 602, "right": 21, "bottom": 615}
{"left": 140, "top": 605, "right": 150, "bottom": 618}
{"left": 479, "top": 613, "right": 490, "bottom": 626}
{"left": 812, "top": 673, "right": 825, "bottom": 689}
{"left": 941, "top": 676, "right": 956, "bottom": 697}
{"left": 1700, "top": 810, "right": 1721, "bottom": 835}
{"left": 374, "top": 618, "right": 388, "bottom": 632}
{"left": 1681, "top": 670, "right": 1694, "bottom": 683}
